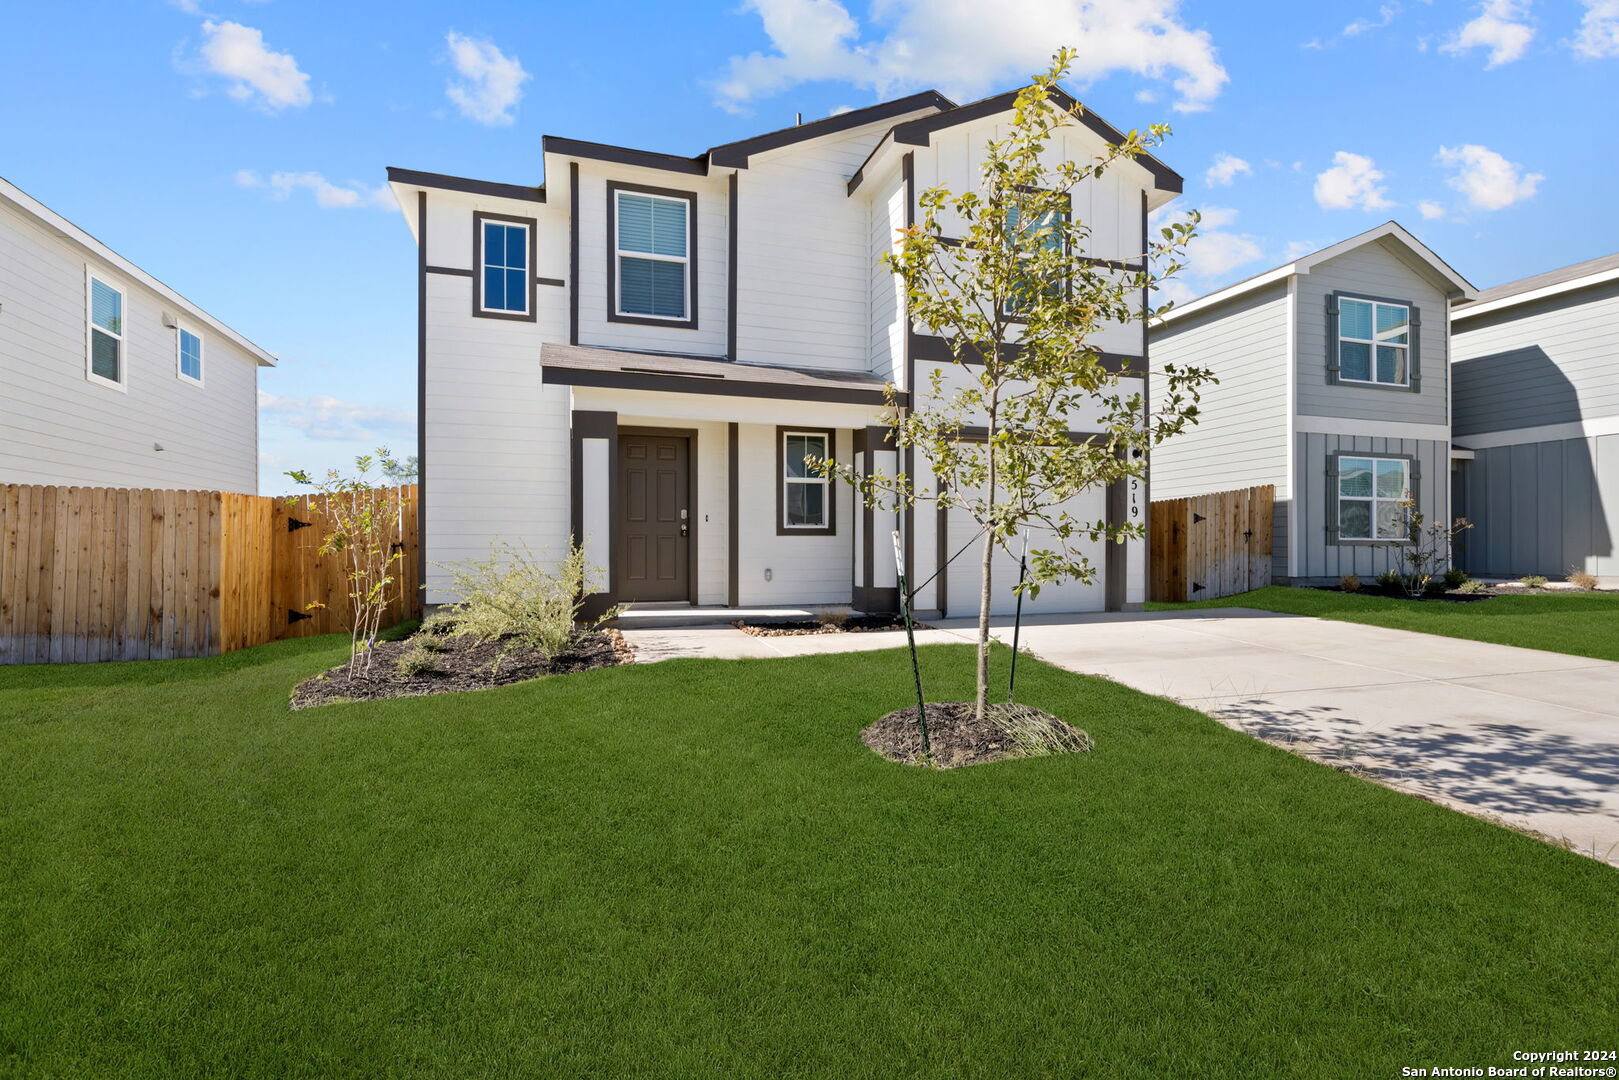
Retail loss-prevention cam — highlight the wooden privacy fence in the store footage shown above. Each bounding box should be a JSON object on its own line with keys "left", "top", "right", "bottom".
{"left": 0, "top": 483, "right": 419, "bottom": 664}
{"left": 1149, "top": 484, "right": 1274, "bottom": 603}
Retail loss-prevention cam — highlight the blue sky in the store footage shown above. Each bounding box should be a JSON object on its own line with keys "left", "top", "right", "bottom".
{"left": 3, "top": 0, "right": 1614, "bottom": 491}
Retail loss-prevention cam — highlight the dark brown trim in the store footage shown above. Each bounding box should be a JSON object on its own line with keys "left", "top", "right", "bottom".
{"left": 901, "top": 151, "right": 916, "bottom": 600}
{"left": 1140, "top": 189, "right": 1152, "bottom": 600}
{"left": 953, "top": 425, "right": 1106, "bottom": 445}
{"left": 606, "top": 180, "right": 699, "bottom": 331}
{"left": 909, "top": 333, "right": 1146, "bottom": 375}
{"left": 415, "top": 191, "right": 428, "bottom": 593}
{"left": 543, "top": 135, "right": 707, "bottom": 175}
{"left": 727, "top": 172, "right": 738, "bottom": 360}
{"left": 426, "top": 265, "right": 472, "bottom": 277}
{"left": 570, "top": 410, "right": 619, "bottom": 616}
{"left": 935, "top": 486, "right": 948, "bottom": 617}
{"left": 1104, "top": 447, "right": 1127, "bottom": 612}
{"left": 568, "top": 162, "right": 579, "bottom": 346}
{"left": 775, "top": 426, "right": 837, "bottom": 536}
{"left": 708, "top": 91, "right": 954, "bottom": 168}
{"left": 540, "top": 364, "right": 904, "bottom": 406}
{"left": 536, "top": 276, "right": 565, "bottom": 288}
{"left": 388, "top": 166, "right": 545, "bottom": 202}
{"left": 618, "top": 426, "right": 701, "bottom": 605}
{"left": 727, "top": 422, "right": 739, "bottom": 608}
{"left": 890, "top": 87, "right": 1184, "bottom": 193}
{"left": 471, "top": 210, "right": 538, "bottom": 322}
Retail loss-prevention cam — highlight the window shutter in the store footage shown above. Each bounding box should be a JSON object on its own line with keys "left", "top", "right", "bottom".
{"left": 1325, "top": 455, "right": 1340, "bottom": 542}
{"left": 1407, "top": 304, "right": 1422, "bottom": 392}
{"left": 1325, "top": 294, "right": 1340, "bottom": 385}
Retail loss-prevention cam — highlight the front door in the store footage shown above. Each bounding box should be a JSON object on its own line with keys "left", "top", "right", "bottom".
{"left": 617, "top": 433, "right": 691, "bottom": 603}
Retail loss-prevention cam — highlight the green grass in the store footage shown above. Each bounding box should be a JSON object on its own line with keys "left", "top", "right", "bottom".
{"left": 1151, "top": 585, "right": 1619, "bottom": 662}
{"left": 2, "top": 636, "right": 1614, "bottom": 1078}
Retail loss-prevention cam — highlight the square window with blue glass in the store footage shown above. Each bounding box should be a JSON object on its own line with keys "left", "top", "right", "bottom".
{"left": 480, "top": 220, "right": 530, "bottom": 314}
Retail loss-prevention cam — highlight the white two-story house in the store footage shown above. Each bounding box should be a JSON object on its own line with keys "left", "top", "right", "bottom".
{"left": 388, "top": 88, "right": 1182, "bottom": 617}
{"left": 0, "top": 176, "right": 274, "bottom": 493}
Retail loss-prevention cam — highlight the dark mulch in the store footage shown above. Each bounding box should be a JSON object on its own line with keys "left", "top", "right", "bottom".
{"left": 1315, "top": 585, "right": 1492, "bottom": 604}
{"left": 862, "top": 701, "right": 1094, "bottom": 769}
{"left": 290, "top": 629, "right": 633, "bottom": 710}
{"left": 737, "top": 615, "right": 923, "bottom": 637}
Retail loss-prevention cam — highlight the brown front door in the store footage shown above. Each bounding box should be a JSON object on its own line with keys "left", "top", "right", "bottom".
{"left": 617, "top": 433, "right": 691, "bottom": 603}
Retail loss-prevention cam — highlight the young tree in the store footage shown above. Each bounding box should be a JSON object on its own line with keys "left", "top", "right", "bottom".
{"left": 285, "top": 449, "right": 412, "bottom": 677}
{"left": 827, "top": 50, "right": 1214, "bottom": 723}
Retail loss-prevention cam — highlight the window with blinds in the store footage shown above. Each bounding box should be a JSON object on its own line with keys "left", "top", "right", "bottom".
{"left": 614, "top": 190, "right": 690, "bottom": 321}
{"left": 88, "top": 275, "right": 124, "bottom": 387}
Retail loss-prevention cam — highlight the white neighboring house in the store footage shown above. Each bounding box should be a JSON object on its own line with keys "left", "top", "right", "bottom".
{"left": 388, "top": 88, "right": 1183, "bottom": 616}
{"left": 0, "top": 177, "right": 275, "bottom": 493}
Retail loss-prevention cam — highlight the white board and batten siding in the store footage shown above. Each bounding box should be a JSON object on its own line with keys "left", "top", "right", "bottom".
{"left": 0, "top": 194, "right": 260, "bottom": 492}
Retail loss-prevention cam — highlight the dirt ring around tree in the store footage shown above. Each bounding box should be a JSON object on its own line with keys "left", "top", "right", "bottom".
{"left": 862, "top": 701, "right": 1094, "bottom": 768}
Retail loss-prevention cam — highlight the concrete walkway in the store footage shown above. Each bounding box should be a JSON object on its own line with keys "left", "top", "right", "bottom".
{"left": 620, "top": 609, "right": 1619, "bottom": 864}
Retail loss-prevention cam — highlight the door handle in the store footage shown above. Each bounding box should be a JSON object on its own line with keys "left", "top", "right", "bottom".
{"left": 680, "top": 525, "right": 689, "bottom": 537}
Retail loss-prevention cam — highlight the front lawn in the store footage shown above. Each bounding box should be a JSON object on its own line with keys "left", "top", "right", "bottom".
{"left": 2, "top": 636, "right": 1614, "bottom": 1077}
{"left": 1151, "top": 585, "right": 1619, "bottom": 662}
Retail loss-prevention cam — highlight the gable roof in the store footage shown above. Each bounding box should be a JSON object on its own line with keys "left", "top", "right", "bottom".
{"left": 1157, "top": 221, "right": 1476, "bottom": 324}
{"left": 0, "top": 175, "right": 277, "bottom": 366}
{"left": 1452, "top": 251, "right": 1619, "bottom": 321}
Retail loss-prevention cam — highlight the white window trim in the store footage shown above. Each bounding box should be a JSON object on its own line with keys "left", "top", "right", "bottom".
{"left": 1337, "top": 455, "right": 1410, "bottom": 542}
{"left": 614, "top": 190, "right": 691, "bottom": 322}
{"left": 479, "top": 219, "right": 531, "bottom": 316}
{"left": 782, "top": 430, "right": 830, "bottom": 530}
{"left": 85, "top": 268, "right": 128, "bottom": 393}
{"left": 1337, "top": 298, "right": 1410, "bottom": 388}
{"left": 176, "top": 323, "right": 205, "bottom": 387}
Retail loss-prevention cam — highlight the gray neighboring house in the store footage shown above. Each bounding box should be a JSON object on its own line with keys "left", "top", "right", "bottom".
{"left": 1451, "top": 253, "right": 1619, "bottom": 586}
{"left": 1150, "top": 222, "right": 1476, "bottom": 585}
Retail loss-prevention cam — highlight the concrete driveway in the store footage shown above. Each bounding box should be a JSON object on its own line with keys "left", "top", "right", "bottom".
{"left": 622, "top": 608, "right": 1619, "bottom": 863}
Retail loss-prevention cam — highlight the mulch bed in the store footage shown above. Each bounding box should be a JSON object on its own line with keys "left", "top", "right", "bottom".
{"left": 736, "top": 615, "right": 924, "bottom": 637}
{"left": 1315, "top": 585, "right": 1492, "bottom": 603}
{"left": 290, "top": 629, "right": 633, "bottom": 710}
{"left": 862, "top": 701, "right": 1094, "bottom": 769}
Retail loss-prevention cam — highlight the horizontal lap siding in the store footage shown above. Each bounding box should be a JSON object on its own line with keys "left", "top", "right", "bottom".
{"left": 1294, "top": 240, "right": 1449, "bottom": 425}
{"left": 1452, "top": 280, "right": 1619, "bottom": 436}
{"left": 0, "top": 199, "right": 259, "bottom": 492}
{"left": 1293, "top": 434, "right": 1450, "bottom": 582}
{"left": 1458, "top": 435, "right": 1618, "bottom": 580}
{"left": 734, "top": 424, "right": 852, "bottom": 605}
{"left": 1149, "top": 284, "right": 1290, "bottom": 501}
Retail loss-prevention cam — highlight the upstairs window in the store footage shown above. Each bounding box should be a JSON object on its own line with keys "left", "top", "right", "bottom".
{"left": 1337, "top": 297, "right": 1410, "bottom": 386}
{"left": 778, "top": 428, "right": 834, "bottom": 535}
{"left": 87, "top": 274, "right": 125, "bottom": 388}
{"left": 1336, "top": 455, "right": 1410, "bottom": 541}
{"left": 476, "top": 214, "right": 533, "bottom": 317}
{"left": 178, "top": 328, "right": 203, "bottom": 384}
{"left": 1002, "top": 199, "right": 1067, "bottom": 318}
{"left": 611, "top": 185, "right": 694, "bottom": 326}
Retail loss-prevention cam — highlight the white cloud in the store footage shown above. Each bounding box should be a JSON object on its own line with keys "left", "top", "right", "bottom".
{"left": 237, "top": 169, "right": 395, "bottom": 210}
{"left": 1203, "top": 153, "right": 1251, "bottom": 187}
{"left": 1153, "top": 205, "right": 1264, "bottom": 280}
{"left": 1344, "top": 4, "right": 1399, "bottom": 36}
{"left": 445, "top": 32, "right": 529, "bottom": 126}
{"left": 1134, "top": 88, "right": 1158, "bottom": 103}
{"left": 1573, "top": 0, "right": 1619, "bottom": 57}
{"left": 1314, "top": 151, "right": 1394, "bottom": 211}
{"left": 1436, "top": 144, "right": 1543, "bottom": 210}
{"left": 1282, "top": 240, "right": 1316, "bottom": 261}
{"left": 196, "top": 20, "right": 312, "bottom": 110}
{"left": 1418, "top": 199, "right": 1447, "bottom": 219}
{"left": 712, "top": 0, "right": 1228, "bottom": 116}
{"left": 258, "top": 391, "right": 415, "bottom": 442}
{"left": 1441, "top": 0, "right": 1535, "bottom": 67}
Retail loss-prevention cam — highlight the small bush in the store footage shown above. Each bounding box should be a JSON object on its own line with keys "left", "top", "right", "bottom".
{"left": 1375, "top": 569, "right": 1401, "bottom": 590}
{"left": 1519, "top": 575, "right": 1549, "bottom": 589}
{"left": 816, "top": 610, "right": 850, "bottom": 630}
{"left": 395, "top": 647, "right": 435, "bottom": 677}
{"left": 1339, "top": 574, "right": 1361, "bottom": 593}
{"left": 432, "top": 540, "right": 617, "bottom": 661}
{"left": 1568, "top": 567, "right": 1599, "bottom": 591}
{"left": 1457, "top": 579, "right": 1487, "bottom": 594}
{"left": 1443, "top": 567, "right": 1469, "bottom": 589}
{"left": 1423, "top": 580, "right": 1446, "bottom": 597}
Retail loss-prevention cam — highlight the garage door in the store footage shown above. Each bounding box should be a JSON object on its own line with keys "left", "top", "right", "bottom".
{"left": 944, "top": 485, "right": 1108, "bottom": 616}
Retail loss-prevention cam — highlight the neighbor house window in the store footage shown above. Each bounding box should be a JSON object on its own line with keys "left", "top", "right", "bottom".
{"left": 86, "top": 274, "right": 125, "bottom": 388}
{"left": 1002, "top": 196, "right": 1067, "bottom": 318}
{"left": 611, "top": 184, "right": 694, "bottom": 325}
{"left": 178, "top": 327, "right": 203, "bottom": 384}
{"left": 1336, "top": 297, "right": 1410, "bottom": 386}
{"left": 778, "top": 428, "right": 834, "bottom": 535}
{"left": 1336, "top": 456, "right": 1410, "bottom": 541}
{"left": 478, "top": 216, "right": 531, "bottom": 315}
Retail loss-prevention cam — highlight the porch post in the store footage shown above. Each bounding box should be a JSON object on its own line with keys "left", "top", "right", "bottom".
{"left": 571, "top": 409, "right": 617, "bottom": 620}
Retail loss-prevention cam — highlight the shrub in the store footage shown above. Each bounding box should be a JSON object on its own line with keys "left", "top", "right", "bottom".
{"left": 1339, "top": 574, "right": 1361, "bottom": 593}
{"left": 395, "top": 647, "right": 435, "bottom": 677}
{"left": 1519, "top": 575, "right": 1549, "bottom": 589}
{"left": 1375, "top": 569, "right": 1401, "bottom": 590}
{"left": 430, "top": 540, "right": 618, "bottom": 661}
{"left": 1457, "top": 579, "right": 1487, "bottom": 594}
{"left": 1442, "top": 567, "right": 1468, "bottom": 589}
{"left": 1393, "top": 498, "right": 1473, "bottom": 598}
{"left": 1568, "top": 567, "right": 1599, "bottom": 591}
{"left": 816, "top": 610, "right": 851, "bottom": 631}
